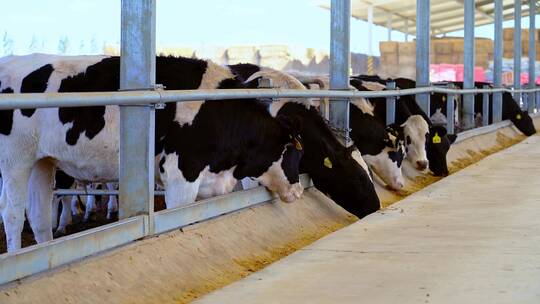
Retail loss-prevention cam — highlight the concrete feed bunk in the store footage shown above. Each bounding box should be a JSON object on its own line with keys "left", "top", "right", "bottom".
{"left": 0, "top": 116, "right": 536, "bottom": 304}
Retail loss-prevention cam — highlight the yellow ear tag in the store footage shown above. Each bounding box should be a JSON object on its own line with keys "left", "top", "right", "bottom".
{"left": 294, "top": 138, "right": 303, "bottom": 150}
{"left": 432, "top": 132, "right": 442, "bottom": 144}
{"left": 323, "top": 157, "right": 333, "bottom": 169}
{"left": 516, "top": 113, "right": 522, "bottom": 120}
{"left": 442, "top": 95, "right": 446, "bottom": 102}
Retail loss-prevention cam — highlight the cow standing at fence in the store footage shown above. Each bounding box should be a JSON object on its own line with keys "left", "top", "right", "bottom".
{"left": 349, "top": 78, "right": 433, "bottom": 172}
{"left": 0, "top": 54, "right": 306, "bottom": 252}
{"left": 228, "top": 65, "right": 380, "bottom": 217}
{"left": 446, "top": 81, "right": 536, "bottom": 136}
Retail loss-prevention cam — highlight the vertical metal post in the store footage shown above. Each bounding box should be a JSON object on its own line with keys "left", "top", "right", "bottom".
{"left": 387, "top": 13, "right": 393, "bottom": 41}
{"left": 119, "top": 0, "right": 155, "bottom": 234}
{"left": 405, "top": 19, "right": 409, "bottom": 42}
{"left": 514, "top": 0, "right": 522, "bottom": 105}
{"left": 528, "top": 0, "right": 536, "bottom": 113}
{"left": 368, "top": 6, "right": 373, "bottom": 56}
{"left": 416, "top": 0, "right": 430, "bottom": 114}
{"left": 446, "top": 83, "right": 455, "bottom": 134}
{"left": 386, "top": 81, "right": 396, "bottom": 125}
{"left": 482, "top": 85, "right": 490, "bottom": 126}
{"left": 462, "top": 0, "right": 475, "bottom": 130}
{"left": 367, "top": 5, "right": 375, "bottom": 75}
{"left": 493, "top": 0, "right": 503, "bottom": 123}
{"left": 330, "top": 0, "right": 351, "bottom": 143}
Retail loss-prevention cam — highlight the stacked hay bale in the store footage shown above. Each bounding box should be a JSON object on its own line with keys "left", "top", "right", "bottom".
{"left": 503, "top": 28, "right": 540, "bottom": 60}
{"left": 226, "top": 46, "right": 258, "bottom": 65}
{"left": 258, "top": 45, "right": 291, "bottom": 70}
{"left": 378, "top": 37, "right": 494, "bottom": 78}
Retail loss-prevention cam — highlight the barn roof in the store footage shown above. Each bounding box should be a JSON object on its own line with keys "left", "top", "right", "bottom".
{"left": 320, "top": 0, "right": 540, "bottom": 36}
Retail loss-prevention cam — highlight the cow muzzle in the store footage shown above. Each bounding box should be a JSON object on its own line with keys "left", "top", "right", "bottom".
{"left": 279, "top": 182, "right": 303, "bottom": 203}
{"left": 416, "top": 160, "right": 428, "bottom": 171}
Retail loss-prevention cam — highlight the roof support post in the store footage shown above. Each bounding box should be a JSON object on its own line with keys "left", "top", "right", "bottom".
{"left": 386, "top": 81, "right": 396, "bottom": 125}
{"left": 462, "top": 0, "right": 476, "bottom": 130}
{"left": 415, "top": 0, "right": 430, "bottom": 114}
{"left": 405, "top": 19, "right": 409, "bottom": 42}
{"left": 493, "top": 0, "right": 504, "bottom": 123}
{"left": 514, "top": 0, "right": 522, "bottom": 105}
{"left": 387, "top": 13, "right": 393, "bottom": 41}
{"left": 329, "top": 0, "right": 351, "bottom": 144}
{"left": 119, "top": 0, "right": 156, "bottom": 235}
{"left": 528, "top": 0, "right": 536, "bottom": 113}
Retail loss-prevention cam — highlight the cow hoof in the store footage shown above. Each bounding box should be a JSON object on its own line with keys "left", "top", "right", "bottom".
{"left": 72, "top": 214, "right": 83, "bottom": 224}
{"left": 83, "top": 212, "right": 98, "bottom": 223}
{"left": 54, "top": 228, "right": 67, "bottom": 238}
{"left": 107, "top": 211, "right": 119, "bottom": 221}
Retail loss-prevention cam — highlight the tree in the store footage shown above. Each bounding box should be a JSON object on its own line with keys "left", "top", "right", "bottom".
{"left": 79, "top": 39, "right": 86, "bottom": 54}
{"left": 57, "top": 36, "right": 70, "bottom": 54}
{"left": 2, "top": 31, "right": 14, "bottom": 56}
{"left": 89, "top": 37, "right": 99, "bottom": 54}
{"left": 29, "top": 35, "right": 39, "bottom": 53}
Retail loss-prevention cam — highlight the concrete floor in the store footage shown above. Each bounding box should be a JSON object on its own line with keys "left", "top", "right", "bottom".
{"left": 195, "top": 135, "right": 540, "bottom": 304}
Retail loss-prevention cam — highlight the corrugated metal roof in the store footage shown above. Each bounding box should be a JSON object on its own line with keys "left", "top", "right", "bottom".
{"left": 320, "top": 0, "right": 540, "bottom": 36}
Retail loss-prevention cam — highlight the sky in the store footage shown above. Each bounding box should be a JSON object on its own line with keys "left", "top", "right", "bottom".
{"left": 0, "top": 0, "right": 538, "bottom": 56}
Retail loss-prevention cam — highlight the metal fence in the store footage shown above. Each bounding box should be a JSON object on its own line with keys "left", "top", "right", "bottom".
{"left": 1, "top": 0, "right": 538, "bottom": 288}
{"left": 1, "top": 83, "right": 539, "bottom": 285}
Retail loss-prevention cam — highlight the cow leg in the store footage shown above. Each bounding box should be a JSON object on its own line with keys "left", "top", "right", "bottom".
{"left": 1, "top": 164, "right": 33, "bottom": 252}
{"left": 160, "top": 154, "right": 202, "bottom": 209}
{"left": 84, "top": 184, "right": 98, "bottom": 222}
{"left": 55, "top": 195, "right": 73, "bottom": 237}
{"left": 51, "top": 196, "right": 60, "bottom": 230}
{"left": 165, "top": 180, "right": 201, "bottom": 209}
{"left": 71, "top": 187, "right": 84, "bottom": 223}
{"left": 105, "top": 183, "right": 118, "bottom": 220}
{"left": 26, "top": 159, "right": 55, "bottom": 244}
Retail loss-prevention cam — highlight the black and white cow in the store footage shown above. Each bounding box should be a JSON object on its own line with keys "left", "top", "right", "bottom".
{"left": 391, "top": 77, "right": 457, "bottom": 176}
{"left": 0, "top": 54, "right": 305, "bottom": 252}
{"left": 228, "top": 65, "right": 381, "bottom": 217}
{"left": 448, "top": 81, "right": 536, "bottom": 136}
{"left": 349, "top": 78, "right": 431, "bottom": 172}
{"left": 253, "top": 69, "right": 405, "bottom": 190}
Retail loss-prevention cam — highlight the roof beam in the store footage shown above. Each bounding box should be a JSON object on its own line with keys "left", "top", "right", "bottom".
{"left": 454, "top": 0, "right": 494, "bottom": 21}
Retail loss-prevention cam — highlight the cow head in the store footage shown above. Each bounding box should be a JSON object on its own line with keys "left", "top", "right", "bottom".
{"left": 426, "top": 125, "right": 457, "bottom": 176}
{"left": 401, "top": 115, "right": 430, "bottom": 171}
{"left": 307, "top": 144, "right": 380, "bottom": 218}
{"left": 510, "top": 109, "right": 535, "bottom": 136}
{"left": 504, "top": 94, "right": 536, "bottom": 136}
{"left": 250, "top": 115, "right": 305, "bottom": 203}
{"left": 277, "top": 102, "right": 380, "bottom": 219}
{"left": 500, "top": 92, "right": 535, "bottom": 136}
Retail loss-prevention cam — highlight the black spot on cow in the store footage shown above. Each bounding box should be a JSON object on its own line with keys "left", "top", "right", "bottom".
{"left": 158, "top": 156, "right": 166, "bottom": 174}
{"left": 388, "top": 147, "right": 404, "bottom": 167}
{"left": 0, "top": 87, "right": 14, "bottom": 135}
{"left": 58, "top": 58, "right": 120, "bottom": 145}
{"left": 19, "top": 64, "right": 54, "bottom": 117}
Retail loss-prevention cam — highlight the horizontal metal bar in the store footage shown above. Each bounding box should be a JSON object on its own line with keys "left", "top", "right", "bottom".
{"left": 0, "top": 215, "right": 146, "bottom": 286}
{"left": 154, "top": 174, "right": 312, "bottom": 235}
{"left": 1, "top": 87, "right": 540, "bottom": 110}
{"left": 54, "top": 189, "right": 165, "bottom": 196}
{"left": 455, "top": 119, "right": 513, "bottom": 144}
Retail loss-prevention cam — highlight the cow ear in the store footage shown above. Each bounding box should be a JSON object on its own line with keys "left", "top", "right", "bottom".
{"left": 447, "top": 134, "right": 457, "bottom": 144}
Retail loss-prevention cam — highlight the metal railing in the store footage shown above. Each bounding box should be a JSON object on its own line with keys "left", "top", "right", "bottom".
{"left": 1, "top": 84, "right": 539, "bottom": 286}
